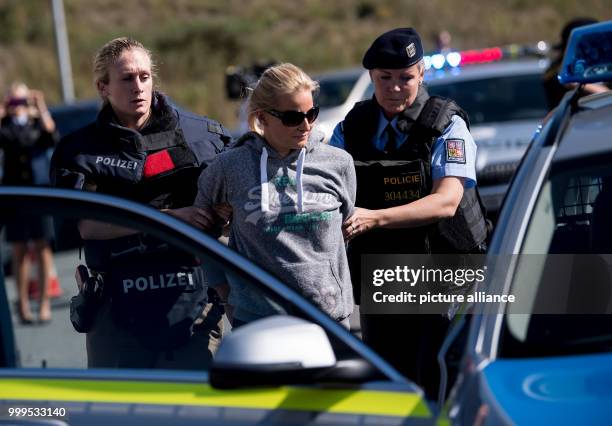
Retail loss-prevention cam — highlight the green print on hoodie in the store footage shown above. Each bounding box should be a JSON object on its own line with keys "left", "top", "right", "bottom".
{"left": 195, "top": 131, "right": 356, "bottom": 322}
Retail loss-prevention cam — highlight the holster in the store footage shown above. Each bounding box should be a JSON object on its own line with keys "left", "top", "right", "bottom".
{"left": 70, "top": 270, "right": 105, "bottom": 333}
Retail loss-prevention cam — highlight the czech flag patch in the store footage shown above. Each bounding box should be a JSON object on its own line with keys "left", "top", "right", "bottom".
{"left": 445, "top": 139, "right": 466, "bottom": 164}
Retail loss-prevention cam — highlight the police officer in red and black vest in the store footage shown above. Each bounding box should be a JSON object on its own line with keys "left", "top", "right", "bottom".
{"left": 51, "top": 37, "right": 232, "bottom": 369}
{"left": 330, "top": 28, "right": 488, "bottom": 397}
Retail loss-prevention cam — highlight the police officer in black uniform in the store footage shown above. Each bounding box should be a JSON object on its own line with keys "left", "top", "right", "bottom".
{"left": 50, "top": 37, "right": 232, "bottom": 369}
{"left": 330, "top": 28, "right": 488, "bottom": 397}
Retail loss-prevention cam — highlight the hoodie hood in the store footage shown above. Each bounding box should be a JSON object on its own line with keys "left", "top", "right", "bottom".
{"left": 233, "top": 128, "right": 325, "bottom": 152}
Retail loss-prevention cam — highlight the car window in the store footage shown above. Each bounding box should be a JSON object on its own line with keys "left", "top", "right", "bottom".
{"left": 427, "top": 74, "right": 548, "bottom": 124}
{"left": 316, "top": 74, "right": 360, "bottom": 108}
{"left": 0, "top": 191, "right": 374, "bottom": 375}
{"left": 2, "top": 211, "right": 271, "bottom": 370}
{"left": 501, "top": 156, "right": 612, "bottom": 357}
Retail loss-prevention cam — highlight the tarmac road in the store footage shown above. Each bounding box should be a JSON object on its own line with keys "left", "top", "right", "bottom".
{"left": 6, "top": 249, "right": 85, "bottom": 369}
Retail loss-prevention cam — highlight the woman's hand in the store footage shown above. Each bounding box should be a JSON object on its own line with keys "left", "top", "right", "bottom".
{"left": 343, "top": 207, "right": 381, "bottom": 241}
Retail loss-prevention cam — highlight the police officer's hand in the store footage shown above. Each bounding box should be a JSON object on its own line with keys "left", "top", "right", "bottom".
{"left": 213, "top": 203, "right": 232, "bottom": 225}
{"left": 164, "top": 206, "right": 216, "bottom": 231}
{"left": 343, "top": 208, "right": 379, "bottom": 241}
{"left": 213, "top": 203, "right": 233, "bottom": 236}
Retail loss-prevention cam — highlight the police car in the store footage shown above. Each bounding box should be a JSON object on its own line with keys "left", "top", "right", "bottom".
{"left": 0, "top": 187, "right": 434, "bottom": 425}
{"left": 49, "top": 99, "right": 101, "bottom": 139}
{"left": 313, "top": 68, "right": 373, "bottom": 142}
{"left": 315, "top": 45, "right": 550, "bottom": 216}
{"left": 438, "top": 21, "right": 612, "bottom": 425}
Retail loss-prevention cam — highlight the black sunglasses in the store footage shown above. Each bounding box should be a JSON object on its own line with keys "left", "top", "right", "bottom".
{"left": 6, "top": 97, "right": 28, "bottom": 108}
{"left": 266, "top": 106, "right": 319, "bottom": 127}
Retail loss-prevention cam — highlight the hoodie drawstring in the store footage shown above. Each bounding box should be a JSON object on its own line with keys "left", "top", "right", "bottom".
{"left": 296, "top": 148, "right": 306, "bottom": 213}
{"left": 260, "top": 147, "right": 270, "bottom": 212}
{"left": 259, "top": 146, "right": 306, "bottom": 214}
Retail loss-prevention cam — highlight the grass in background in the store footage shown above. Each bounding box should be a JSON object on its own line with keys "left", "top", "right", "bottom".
{"left": 0, "top": 0, "right": 610, "bottom": 128}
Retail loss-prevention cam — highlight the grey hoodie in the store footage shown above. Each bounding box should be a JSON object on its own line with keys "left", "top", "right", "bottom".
{"left": 195, "top": 131, "right": 356, "bottom": 322}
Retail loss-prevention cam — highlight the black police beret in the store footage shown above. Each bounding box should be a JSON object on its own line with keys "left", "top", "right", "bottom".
{"left": 363, "top": 28, "right": 424, "bottom": 70}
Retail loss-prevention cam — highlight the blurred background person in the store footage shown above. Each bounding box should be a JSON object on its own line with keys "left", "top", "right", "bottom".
{"left": 543, "top": 17, "right": 609, "bottom": 110}
{"left": 0, "top": 82, "right": 59, "bottom": 324}
{"left": 433, "top": 29, "right": 453, "bottom": 54}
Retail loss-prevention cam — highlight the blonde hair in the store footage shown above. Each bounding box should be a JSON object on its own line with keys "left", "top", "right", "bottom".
{"left": 93, "top": 37, "right": 157, "bottom": 101}
{"left": 247, "top": 63, "right": 319, "bottom": 134}
{"left": 8, "top": 81, "right": 29, "bottom": 98}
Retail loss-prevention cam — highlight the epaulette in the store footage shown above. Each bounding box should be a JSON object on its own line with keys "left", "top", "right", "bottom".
{"left": 415, "top": 96, "right": 470, "bottom": 136}
{"left": 207, "top": 121, "right": 224, "bottom": 135}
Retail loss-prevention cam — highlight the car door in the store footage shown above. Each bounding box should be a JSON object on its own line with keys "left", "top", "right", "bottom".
{"left": 0, "top": 186, "right": 433, "bottom": 425}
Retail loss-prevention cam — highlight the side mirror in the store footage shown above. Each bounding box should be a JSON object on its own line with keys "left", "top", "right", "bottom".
{"left": 210, "top": 316, "right": 384, "bottom": 389}
{"left": 210, "top": 316, "right": 335, "bottom": 389}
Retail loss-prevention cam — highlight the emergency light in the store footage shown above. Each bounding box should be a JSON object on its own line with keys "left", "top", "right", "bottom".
{"left": 423, "top": 42, "right": 548, "bottom": 71}
{"left": 558, "top": 20, "right": 612, "bottom": 85}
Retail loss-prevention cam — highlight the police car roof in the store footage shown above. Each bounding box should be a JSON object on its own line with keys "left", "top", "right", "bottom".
{"left": 316, "top": 57, "right": 548, "bottom": 86}
{"left": 425, "top": 59, "right": 549, "bottom": 84}
{"left": 553, "top": 91, "right": 612, "bottom": 162}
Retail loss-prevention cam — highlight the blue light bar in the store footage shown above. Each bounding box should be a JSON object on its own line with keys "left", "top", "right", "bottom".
{"left": 446, "top": 52, "right": 462, "bottom": 67}
{"left": 559, "top": 20, "right": 612, "bottom": 84}
{"left": 431, "top": 54, "right": 446, "bottom": 70}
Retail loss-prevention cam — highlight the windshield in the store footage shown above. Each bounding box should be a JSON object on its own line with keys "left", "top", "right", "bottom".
{"left": 427, "top": 73, "right": 549, "bottom": 124}
{"left": 501, "top": 156, "right": 612, "bottom": 357}
{"left": 316, "top": 74, "right": 361, "bottom": 108}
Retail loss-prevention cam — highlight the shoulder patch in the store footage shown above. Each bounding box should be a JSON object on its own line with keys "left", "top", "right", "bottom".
{"left": 445, "top": 138, "right": 466, "bottom": 164}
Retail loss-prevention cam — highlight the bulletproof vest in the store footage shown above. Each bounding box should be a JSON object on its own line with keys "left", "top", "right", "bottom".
{"left": 72, "top": 105, "right": 227, "bottom": 271}
{"left": 88, "top": 235, "right": 209, "bottom": 350}
{"left": 56, "top": 108, "right": 228, "bottom": 209}
{"left": 342, "top": 96, "right": 488, "bottom": 255}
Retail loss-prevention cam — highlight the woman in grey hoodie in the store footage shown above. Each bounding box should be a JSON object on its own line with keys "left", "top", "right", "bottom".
{"left": 195, "top": 63, "right": 356, "bottom": 327}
